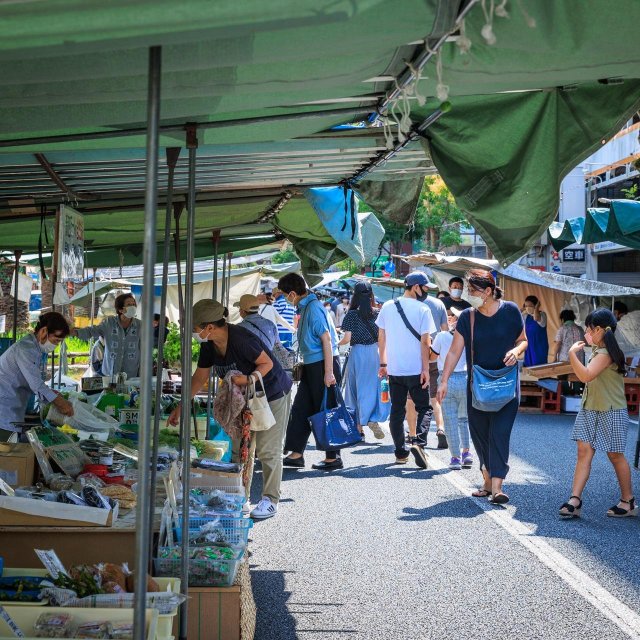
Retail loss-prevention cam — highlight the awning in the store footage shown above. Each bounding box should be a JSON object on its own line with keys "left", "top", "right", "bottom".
{"left": 0, "top": 1, "right": 639, "bottom": 268}
{"left": 549, "top": 200, "right": 640, "bottom": 251}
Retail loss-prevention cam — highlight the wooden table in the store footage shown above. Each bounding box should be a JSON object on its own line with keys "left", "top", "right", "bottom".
{"left": 0, "top": 507, "right": 162, "bottom": 568}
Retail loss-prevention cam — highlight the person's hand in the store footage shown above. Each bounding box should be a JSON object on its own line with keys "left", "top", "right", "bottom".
{"left": 420, "top": 369, "right": 429, "bottom": 389}
{"left": 324, "top": 371, "right": 336, "bottom": 387}
{"left": 167, "top": 404, "right": 181, "bottom": 427}
{"left": 568, "top": 341, "right": 585, "bottom": 355}
{"left": 378, "top": 365, "right": 387, "bottom": 379}
{"left": 231, "top": 374, "right": 250, "bottom": 387}
{"left": 436, "top": 381, "right": 448, "bottom": 404}
{"left": 535, "top": 300, "right": 541, "bottom": 312}
{"left": 68, "top": 326, "right": 78, "bottom": 337}
{"left": 503, "top": 349, "right": 518, "bottom": 366}
{"left": 53, "top": 395, "right": 74, "bottom": 417}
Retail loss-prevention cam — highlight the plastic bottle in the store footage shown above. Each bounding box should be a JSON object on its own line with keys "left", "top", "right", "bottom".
{"left": 380, "top": 377, "right": 390, "bottom": 403}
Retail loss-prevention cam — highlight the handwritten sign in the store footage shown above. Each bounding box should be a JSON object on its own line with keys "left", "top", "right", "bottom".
{"left": 57, "top": 205, "right": 84, "bottom": 281}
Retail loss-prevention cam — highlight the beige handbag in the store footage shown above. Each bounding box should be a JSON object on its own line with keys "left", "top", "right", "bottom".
{"left": 247, "top": 371, "right": 276, "bottom": 431}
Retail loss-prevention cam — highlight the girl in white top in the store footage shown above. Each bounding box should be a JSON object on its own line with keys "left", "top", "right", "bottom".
{"left": 430, "top": 307, "right": 472, "bottom": 470}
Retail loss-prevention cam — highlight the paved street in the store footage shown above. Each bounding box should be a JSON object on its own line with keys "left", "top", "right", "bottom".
{"left": 249, "top": 413, "right": 640, "bottom": 640}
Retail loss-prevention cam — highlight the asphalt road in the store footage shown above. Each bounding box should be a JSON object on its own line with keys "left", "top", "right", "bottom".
{"left": 248, "top": 413, "right": 640, "bottom": 640}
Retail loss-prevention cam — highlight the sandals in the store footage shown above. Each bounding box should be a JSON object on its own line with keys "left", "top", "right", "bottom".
{"left": 472, "top": 488, "right": 491, "bottom": 498}
{"left": 607, "top": 497, "right": 638, "bottom": 518}
{"left": 489, "top": 492, "right": 510, "bottom": 505}
{"left": 559, "top": 495, "right": 582, "bottom": 518}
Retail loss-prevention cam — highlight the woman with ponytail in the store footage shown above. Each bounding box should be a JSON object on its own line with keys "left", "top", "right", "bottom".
{"left": 0, "top": 312, "right": 73, "bottom": 440}
{"left": 338, "top": 281, "right": 389, "bottom": 440}
{"left": 437, "top": 269, "right": 527, "bottom": 504}
{"left": 560, "top": 308, "right": 636, "bottom": 519}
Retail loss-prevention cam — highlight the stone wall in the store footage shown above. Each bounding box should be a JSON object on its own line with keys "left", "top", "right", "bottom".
{"left": 0, "top": 260, "right": 29, "bottom": 332}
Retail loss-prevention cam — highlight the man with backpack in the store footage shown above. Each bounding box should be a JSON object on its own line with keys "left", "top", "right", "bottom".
{"left": 376, "top": 272, "right": 435, "bottom": 468}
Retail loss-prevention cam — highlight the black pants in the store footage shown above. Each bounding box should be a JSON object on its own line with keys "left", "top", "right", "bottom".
{"left": 285, "top": 357, "right": 342, "bottom": 458}
{"left": 467, "top": 396, "right": 518, "bottom": 479}
{"left": 388, "top": 374, "right": 432, "bottom": 458}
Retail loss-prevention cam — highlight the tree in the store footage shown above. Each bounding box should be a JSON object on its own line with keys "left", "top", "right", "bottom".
{"left": 371, "top": 176, "right": 468, "bottom": 252}
{"left": 271, "top": 248, "right": 298, "bottom": 264}
{"left": 420, "top": 176, "right": 467, "bottom": 251}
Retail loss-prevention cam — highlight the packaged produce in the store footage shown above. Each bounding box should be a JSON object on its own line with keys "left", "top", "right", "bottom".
{"left": 100, "top": 484, "right": 137, "bottom": 509}
{"left": 191, "top": 459, "right": 241, "bottom": 473}
{"left": 81, "top": 485, "right": 112, "bottom": 510}
{"left": 109, "top": 622, "right": 134, "bottom": 639}
{"left": 100, "top": 563, "right": 127, "bottom": 593}
{"left": 125, "top": 573, "right": 160, "bottom": 593}
{"left": 75, "top": 621, "right": 111, "bottom": 639}
{"left": 48, "top": 474, "right": 75, "bottom": 491}
{"left": 56, "top": 490, "right": 87, "bottom": 506}
{"left": 33, "top": 612, "right": 75, "bottom": 638}
{"left": 14, "top": 486, "right": 58, "bottom": 501}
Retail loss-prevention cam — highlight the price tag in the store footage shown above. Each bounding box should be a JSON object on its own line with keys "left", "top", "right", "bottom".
{"left": 35, "top": 549, "right": 69, "bottom": 579}
{"left": 0, "top": 605, "right": 24, "bottom": 637}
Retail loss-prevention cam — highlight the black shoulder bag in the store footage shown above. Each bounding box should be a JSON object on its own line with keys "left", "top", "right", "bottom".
{"left": 394, "top": 300, "right": 422, "bottom": 341}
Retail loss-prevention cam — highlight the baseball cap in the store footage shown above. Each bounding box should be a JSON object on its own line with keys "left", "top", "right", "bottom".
{"left": 233, "top": 294, "right": 260, "bottom": 313}
{"left": 192, "top": 299, "right": 226, "bottom": 327}
{"left": 404, "top": 271, "right": 430, "bottom": 287}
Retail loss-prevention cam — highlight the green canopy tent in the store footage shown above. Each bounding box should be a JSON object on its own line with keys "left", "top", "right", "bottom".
{"left": 549, "top": 200, "right": 640, "bottom": 251}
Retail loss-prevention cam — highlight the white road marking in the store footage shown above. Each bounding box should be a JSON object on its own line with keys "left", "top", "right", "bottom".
{"left": 429, "top": 454, "right": 640, "bottom": 639}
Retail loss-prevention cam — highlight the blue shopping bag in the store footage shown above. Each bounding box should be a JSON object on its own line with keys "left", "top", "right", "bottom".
{"left": 308, "top": 386, "right": 361, "bottom": 451}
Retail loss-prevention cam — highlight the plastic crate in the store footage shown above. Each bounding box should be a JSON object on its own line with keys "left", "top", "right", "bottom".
{"left": 155, "top": 548, "right": 244, "bottom": 587}
{"left": 174, "top": 515, "right": 253, "bottom": 545}
{"left": 189, "top": 487, "right": 246, "bottom": 508}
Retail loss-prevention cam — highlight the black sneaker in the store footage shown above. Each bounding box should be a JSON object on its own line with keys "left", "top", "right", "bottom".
{"left": 283, "top": 456, "right": 305, "bottom": 468}
{"left": 410, "top": 445, "right": 428, "bottom": 469}
{"left": 436, "top": 430, "right": 449, "bottom": 449}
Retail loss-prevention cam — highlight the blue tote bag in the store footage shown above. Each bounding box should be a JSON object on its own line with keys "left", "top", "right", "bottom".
{"left": 308, "top": 386, "right": 361, "bottom": 451}
{"left": 469, "top": 309, "right": 518, "bottom": 412}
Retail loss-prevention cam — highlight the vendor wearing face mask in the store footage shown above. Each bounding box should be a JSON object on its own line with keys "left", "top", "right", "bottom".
{"left": 446, "top": 276, "right": 471, "bottom": 310}
{"left": 0, "top": 312, "right": 74, "bottom": 440}
{"left": 73, "top": 292, "right": 141, "bottom": 379}
{"left": 522, "top": 295, "right": 549, "bottom": 367}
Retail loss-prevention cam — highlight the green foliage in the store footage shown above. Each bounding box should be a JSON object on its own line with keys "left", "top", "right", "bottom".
{"left": 622, "top": 183, "right": 639, "bottom": 200}
{"left": 271, "top": 249, "right": 298, "bottom": 264}
{"left": 161, "top": 322, "right": 200, "bottom": 368}
{"left": 374, "top": 176, "right": 468, "bottom": 252}
{"left": 332, "top": 258, "right": 359, "bottom": 276}
{"left": 64, "top": 335, "right": 90, "bottom": 354}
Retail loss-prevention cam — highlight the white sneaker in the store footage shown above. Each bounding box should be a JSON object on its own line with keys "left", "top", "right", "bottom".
{"left": 250, "top": 497, "right": 278, "bottom": 520}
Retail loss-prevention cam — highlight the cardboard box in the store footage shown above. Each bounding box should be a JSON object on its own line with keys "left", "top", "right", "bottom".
{"left": 0, "top": 444, "right": 35, "bottom": 488}
{"left": 0, "top": 495, "right": 118, "bottom": 527}
{"left": 190, "top": 468, "right": 243, "bottom": 490}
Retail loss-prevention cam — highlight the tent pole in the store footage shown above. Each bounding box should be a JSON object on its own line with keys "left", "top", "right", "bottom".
{"left": 206, "top": 231, "right": 220, "bottom": 434}
{"left": 226, "top": 252, "right": 232, "bottom": 307}
{"left": 173, "top": 203, "right": 185, "bottom": 324}
{"left": 12, "top": 249, "right": 22, "bottom": 344}
{"left": 179, "top": 124, "right": 198, "bottom": 640}
{"left": 90, "top": 268, "right": 97, "bottom": 328}
{"left": 221, "top": 253, "right": 227, "bottom": 307}
{"left": 148, "top": 146, "right": 181, "bottom": 564}
{"left": 133, "top": 45, "right": 162, "bottom": 640}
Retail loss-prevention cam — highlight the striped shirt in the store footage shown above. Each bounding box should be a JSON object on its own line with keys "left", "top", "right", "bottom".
{"left": 273, "top": 295, "right": 295, "bottom": 346}
{"left": 0, "top": 334, "right": 57, "bottom": 431}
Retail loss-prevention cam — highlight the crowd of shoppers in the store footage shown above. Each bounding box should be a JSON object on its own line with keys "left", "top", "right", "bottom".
{"left": 160, "top": 266, "right": 635, "bottom": 522}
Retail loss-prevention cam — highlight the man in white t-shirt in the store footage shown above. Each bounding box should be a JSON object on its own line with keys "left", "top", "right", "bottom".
{"left": 377, "top": 272, "right": 436, "bottom": 468}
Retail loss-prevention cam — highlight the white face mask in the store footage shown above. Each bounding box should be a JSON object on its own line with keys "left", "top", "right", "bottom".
{"left": 192, "top": 328, "right": 208, "bottom": 344}
{"left": 468, "top": 295, "right": 484, "bottom": 309}
{"left": 123, "top": 306, "right": 137, "bottom": 319}
{"left": 41, "top": 339, "right": 57, "bottom": 353}
{"left": 450, "top": 288, "right": 462, "bottom": 299}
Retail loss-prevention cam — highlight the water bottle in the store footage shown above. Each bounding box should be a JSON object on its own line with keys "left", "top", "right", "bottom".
{"left": 380, "top": 377, "right": 390, "bottom": 403}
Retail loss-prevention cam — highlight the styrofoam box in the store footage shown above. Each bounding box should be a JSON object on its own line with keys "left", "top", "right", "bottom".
{"left": 561, "top": 395, "right": 582, "bottom": 413}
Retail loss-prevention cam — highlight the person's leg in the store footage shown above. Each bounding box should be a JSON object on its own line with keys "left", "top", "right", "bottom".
{"left": 324, "top": 356, "right": 343, "bottom": 462}
{"left": 284, "top": 362, "right": 320, "bottom": 458}
{"left": 430, "top": 362, "right": 447, "bottom": 448}
{"left": 408, "top": 377, "right": 432, "bottom": 447}
{"left": 488, "top": 398, "right": 518, "bottom": 496}
{"left": 457, "top": 378, "right": 471, "bottom": 455}
{"left": 389, "top": 376, "right": 410, "bottom": 458}
{"left": 559, "top": 441, "right": 596, "bottom": 514}
{"left": 441, "top": 375, "right": 461, "bottom": 460}
{"left": 607, "top": 452, "right": 634, "bottom": 508}
{"left": 256, "top": 392, "right": 291, "bottom": 505}
{"left": 468, "top": 402, "right": 491, "bottom": 494}
{"left": 406, "top": 397, "right": 417, "bottom": 439}
{"left": 343, "top": 347, "right": 362, "bottom": 434}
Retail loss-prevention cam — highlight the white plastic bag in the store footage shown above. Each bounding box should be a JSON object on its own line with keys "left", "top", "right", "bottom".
{"left": 47, "top": 398, "right": 119, "bottom": 432}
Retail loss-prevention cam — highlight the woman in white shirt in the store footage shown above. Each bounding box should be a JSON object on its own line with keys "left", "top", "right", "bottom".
{"left": 430, "top": 307, "right": 472, "bottom": 470}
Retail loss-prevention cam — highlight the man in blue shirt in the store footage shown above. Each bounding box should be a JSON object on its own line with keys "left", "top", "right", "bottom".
{"left": 272, "top": 287, "right": 295, "bottom": 348}
{"left": 278, "top": 273, "right": 343, "bottom": 471}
